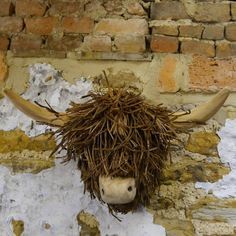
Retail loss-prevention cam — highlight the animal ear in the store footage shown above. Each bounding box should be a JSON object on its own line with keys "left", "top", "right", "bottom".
{"left": 173, "top": 88, "right": 230, "bottom": 128}
{"left": 4, "top": 89, "right": 68, "bottom": 127}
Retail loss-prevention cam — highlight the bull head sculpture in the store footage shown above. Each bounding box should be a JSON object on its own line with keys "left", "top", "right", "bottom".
{"left": 4, "top": 87, "right": 229, "bottom": 214}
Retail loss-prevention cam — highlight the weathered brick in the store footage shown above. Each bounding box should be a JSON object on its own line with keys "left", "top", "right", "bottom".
{"left": 15, "top": 0, "right": 47, "bottom": 17}
{"left": 181, "top": 40, "right": 215, "bottom": 57}
{"left": 83, "top": 35, "right": 111, "bottom": 52}
{"left": 49, "top": 1, "right": 84, "bottom": 16}
{"left": 179, "top": 25, "right": 204, "bottom": 39}
{"left": 216, "top": 41, "right": 236, "bottom": 58}
{"left": 84, "top": 0, "right": 107, "bottom": 21}
{"left": 0, "top": 17, "right": 23, "bottom": 34}
{"left": 62, "top": 17, "right": 94, "bottom": 34}
{"left": 202, "top": 25, "right": 224, "bottom": 40}
{"left": 0, "top": 36, "right": 9, "bottom": 51}
{"left": 189, "top": 55, "right": 236, "bottom": 91}
{"left": 151, "top": 35, "right": 179, "bottom": 53}
{"left": 192, "top": 3, "right": 230, "bottom": 22}
{"left": 232, "top": 3, "right": 236, "bottom": 21}
{"left": 0, "top": 52, "right": 8, "bottom": 83}
{"left": 12, "top": 49, "right": 66, "bottom": 58}
{"left": 47, "top": 36, "right": 82, "bottom": 51}
{"left": 114, "top": 35, "right": 145, "bottom": 53}
{"left": 158, "top": 55, "right": 179, "bottom": 93}
{"left": 225, "top": 24, "right": 236, "bottom": 41}
{"left": 126, "top": 2, "right": 146, "bottom": 16}
{"left": 94, "top": 19, "right": 148, "bottom": 36}
{"left": 150, "top": 2, "right": 190, "bottom": 20}
{"left": 152, "top": 25, "right": 178, "bottom": 36}
{"left": 0, "top": 0, "right": 14, "bottom": 16}
{"left": 11, "top": 35, "right": 42, "bottom": 51}
{"left": 103, "top": 0, "right": 125, "bottom": 15}
{"left": 25, "top": 17, "right": 59, "bottom": 35}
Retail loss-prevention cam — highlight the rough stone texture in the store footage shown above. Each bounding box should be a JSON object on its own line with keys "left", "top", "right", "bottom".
{"left": 185, "top": 131, "right": 220, "bottom": 156}
{"left": 0, "top": 17, "right": 23, "bottom": 34}
{"left": 189, "top": 55, "right": 236, "bottom": 91}
{"left": 25, "top": 17, "right": 59, "bottom": 35}
{"left": 47, "top": 35, "right": 82, "bottom": 51}
{"left": 126, "top": 2, "right": 146, "bottom": 16}
{"left": 151, "top": 35, "right": 179, "bottom": 53}
{"left": 0, "top": 0, "right": 14, "bottom": 16}
{"left": 150, "top": 2, "right": 190, "bottom": 20}
{"left": 202, "top": 25, "right": 224, "bottom": 40}
{"left": 232, "top": 2, "right": 236, "bottom": 21}
{"left": 179, "top": 25, "right": 204, "bottom": 39}
{"left": 94, "top": 18, "right": 148, "bottom": 36}
{"left": 48, "top": 1, "right": 84, "bottom": 16}
{"left": 181, "top": 40, "right": 215, "bottom": 57}
{"left": 158, "top": 55, "right": 179, "bottom": 93}
{"left": 225, "top": 23, "right": 236, "bottom": 41}
{"left": 11, "top": 34, "right": 42, "bottom": 51}
{"left": 152, "top": 25, "right": 179, "bottom": 36}
{"left": 15, "top": 0, "right": 47, "bottom": 17}
{"left": 82, "top": 35, "right": 111, "bottom": 52}
{"left": 216, "top": 41, "right": 236, "bottom": 58}
{"left": 62, "top": 17, "right": 94, "bottom": 34}
{"left": 0, "top": 36, "right": 9, "bottom": 51}
{"left": 0, "top": 52, "right": 8, "bottom": 84}
{"left": 191, "top": 3, "right": 230, "bottom": 22}
{"left": 114, "top": 35, "right": 146, "bottom": 53}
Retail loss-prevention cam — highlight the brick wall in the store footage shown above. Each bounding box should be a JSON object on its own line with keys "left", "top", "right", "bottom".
{"left": 0, "top": 0, "right": 236, "bottom": 59}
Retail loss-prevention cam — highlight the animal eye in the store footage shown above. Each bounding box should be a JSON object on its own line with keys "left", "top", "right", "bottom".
{"left": 102, "top": 188, "right": 105, "bottom": 195}
{"left": 128, "top": 186, "right": 132, "bottom": 192}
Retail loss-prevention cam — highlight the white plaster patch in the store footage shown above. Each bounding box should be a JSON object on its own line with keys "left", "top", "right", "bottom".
{"left": 0, "top": 64, "right": 165, "bottom": 236}
{"left": 196, "top": 119, "right": 236, "bottom": 198}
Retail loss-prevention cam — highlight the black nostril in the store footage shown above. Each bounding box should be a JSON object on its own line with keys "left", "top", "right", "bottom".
{"left": 128, "top": 186, "right": 132, "bottom": 192}
{"left": 102, "top": 188, "right": 105, "bottom": 195}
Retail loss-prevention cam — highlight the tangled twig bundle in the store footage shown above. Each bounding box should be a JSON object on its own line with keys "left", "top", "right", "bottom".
{"left": 53, "top": 87, "right": 177, "bottom": 213}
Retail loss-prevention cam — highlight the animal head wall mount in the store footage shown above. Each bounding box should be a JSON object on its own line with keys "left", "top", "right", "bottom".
{"left": 4, "top": 86, "right": 230, "bottom": 214}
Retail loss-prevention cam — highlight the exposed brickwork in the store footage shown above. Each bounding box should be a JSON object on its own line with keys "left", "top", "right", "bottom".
{"left": 62, "top": 17, "right": 94, "bottom": 34}
{"left": 15, "top": 0, "right": 47, "bottom": 17}
{"left": 0, "top": 52, "right": 8, "bottom": 83}
{"left": 0, "top": 1, "right": 14, "bottom": 16}
{"left": 25, "top": 17, "right": 59, "bottom": 35}
{"left": 0, "top": 0, "right": 235, "bottom": 59}
{"left": 151, "top": 35, "right": 179, "bottom": 53}
{"left": 11, "top": 35, "right": 42, "bottom": 51}
{"left": 181, "top": 40, "right": 215, "bottom": 58}
{"left": 114, "top": 35, "right": 145, "bottom": 53}
{"left": 94, "top": 19, "right": 148, "bottom": 36}
{"left": 83, "top": 35, "right": 111, "bottom": 52}
{"left": 0, "top": 36, "right": 9, "bottom": 51}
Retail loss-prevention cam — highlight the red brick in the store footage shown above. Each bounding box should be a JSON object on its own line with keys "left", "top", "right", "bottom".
{"left": 25, "top": 17, "right": 59, "bottom": 35}
{"left": 216, "top": 41, "right": 236, "bottom": 58}
{"left": 114, "top": 35, "right": 145, "bottom": 53}
{"left": 49, "top": 1, "right": 84, "bottom": 16}
{"left": 62, "top": 17, "right": 94, "bottom": 34}
{"left": 179, "top": 25, "right": 204, "bottom": 39}
{"left": 94, "top": 19, "right": 148, "bottom": 36}
{"left": 0, "top": 17, "right": 23, "bottom": 34}
{"left": 47, "top": 36, "right": 82, "bottom": 51}
{"left": 151, "top": 2, "right": 190, "bottom": 20}
{"left": 189, "top": 55, "right": 236, "bottom": 91}
{"left": 83, "top": 35, "right": 111, "bottom": 52}
{"left": 16, "top": 0, "right": 47, "bottom": 17}
{"left": 151, "top": 35, "right": 179, "bottom": 53}
{"left": 0, "top": 52, "right": 8, "bottom": 83}
{"left": 158, "top": 55, "right": 179, "bottom": 93}
{"left": 0, "top": 36, "right": 9, "bottom": 51}
{"left": 11, "top": 35, "right": 42, "bottom": 51}
{"left": 0, "top": 1, "right": 14, "bottom": 16}
{"left": 225, "top": 24, "right": 236, "bottom": 41}
{"left": 181, "top": 40, "right": 215, "bottom": 57}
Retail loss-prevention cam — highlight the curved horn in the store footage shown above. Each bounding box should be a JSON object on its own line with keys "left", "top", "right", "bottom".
{"left": 173, "top": 88, "right": 230, "bottom": 128}
{"left": 4, "top": 89, "right": 68, "bottom": 127}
